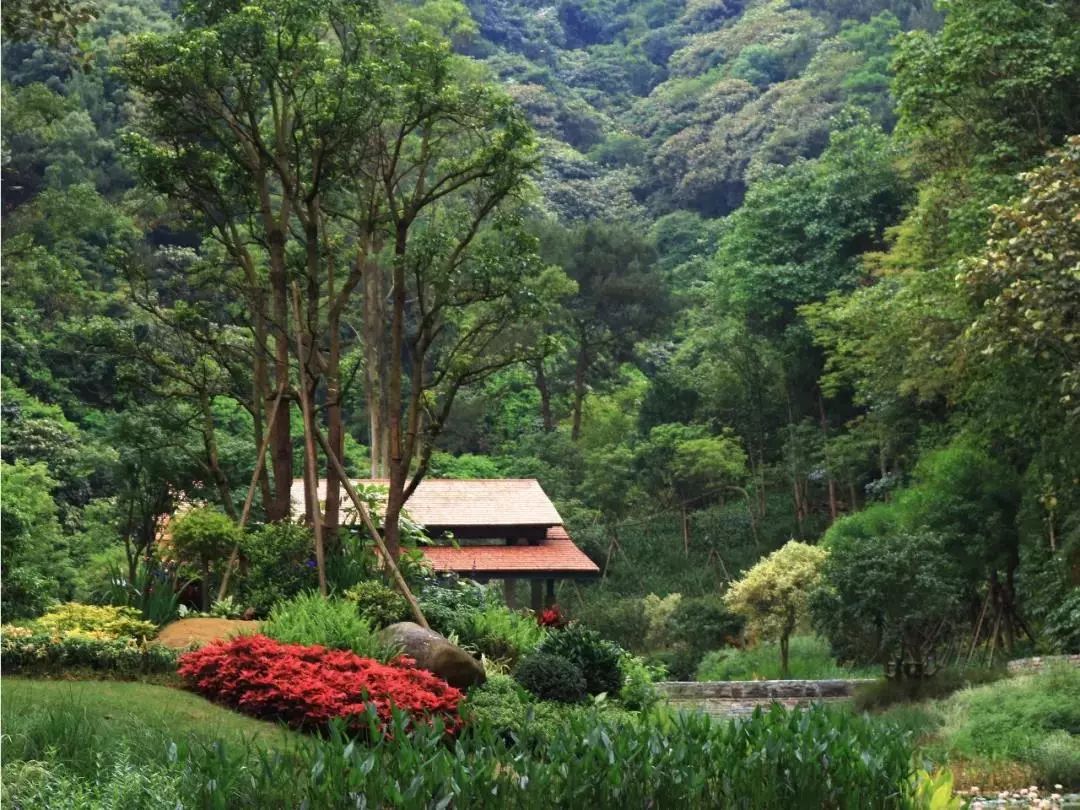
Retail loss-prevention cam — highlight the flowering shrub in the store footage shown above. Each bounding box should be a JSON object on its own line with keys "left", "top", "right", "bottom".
{"left": 177, "top": 634, "right": 463, "bottom": 736}
{"left": 537, "top": 605, "right": 567, "bottom": 629}
{"left": 1, "top": 629, "right": 177, "bottom": 676}
{"left": 33, "top": 603, "right": 156, "bottom": 641}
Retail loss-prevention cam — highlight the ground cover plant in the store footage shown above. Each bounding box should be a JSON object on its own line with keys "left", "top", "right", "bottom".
{"left": 2, "top": 677, "right": 921, "bottom": 809}
{"left": 177, "top": 634, "right": 464, "bottom": 736}
{"left": 1, "top": 627, "right": 179, "bottom": 678}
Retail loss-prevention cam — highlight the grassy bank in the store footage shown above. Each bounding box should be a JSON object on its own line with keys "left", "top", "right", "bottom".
{"left": 881, "top": 666, "right": 1080, "bottom": 791}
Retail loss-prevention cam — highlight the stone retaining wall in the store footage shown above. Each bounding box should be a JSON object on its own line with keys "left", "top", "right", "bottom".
{"left": 656, "top": 679, "right": 875, "bottom": 718}
{"left": 1006, "top": 654, "right": 1080, "bottom": 675}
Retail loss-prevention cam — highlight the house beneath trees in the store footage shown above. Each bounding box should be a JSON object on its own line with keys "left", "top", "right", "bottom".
{"left": 291, "top": 478, "right": 599, "bottom": 610}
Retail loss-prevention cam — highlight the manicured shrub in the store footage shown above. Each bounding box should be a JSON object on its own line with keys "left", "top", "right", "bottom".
{"left": 33, "top": 603, "right": 156, "bottom": 641}
{"left": 263, "top": 591, "right": 398, "bottom": 661}
{"left": 345, "top": 580, "right": 409, "bottom": 628}
{"left": 514, "top": 653, "right": 588, "bottom": 704}
{"left": 236, "top": 521, "right": 317, "bottom": 615}
{"left": 464, "top": 605, "right": 548, "bottom": 664}
{"left": 537, "top": 624, "right": 623, "bottom": 696}
{"left": 167, "top": 507, "right": 241, "bottom": 611}
{"left": 177, "top": 634, "right": 463, "bottom": 736}
{"left": 1, "top": 627, "right": 178, "bottom": 677}
{"left": 460, "top": 673, "right": 532, "bottom": 737}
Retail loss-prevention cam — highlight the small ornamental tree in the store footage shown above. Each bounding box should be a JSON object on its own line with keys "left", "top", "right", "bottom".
{"left": 723, "top": 541, "right": 827, "bottom": 678}
{"left": 169, "top": 508, "right": 240, "bottom": 611}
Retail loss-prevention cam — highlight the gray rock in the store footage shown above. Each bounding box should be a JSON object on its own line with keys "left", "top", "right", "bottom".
{"left": 380, "top": 622, "right": 486, "bottom": 690}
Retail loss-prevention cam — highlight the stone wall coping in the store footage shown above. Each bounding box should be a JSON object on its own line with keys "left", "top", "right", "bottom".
{"left": 657, "top": 678, "right": 876, "bottom": 699}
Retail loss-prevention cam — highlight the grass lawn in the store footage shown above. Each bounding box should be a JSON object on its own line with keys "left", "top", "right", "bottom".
{"left": 1, "top": 677, "right": 302, "bottom": 751}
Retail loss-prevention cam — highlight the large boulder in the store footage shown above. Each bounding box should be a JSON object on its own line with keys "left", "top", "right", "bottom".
{"left": 380, "top": 622, "right": 486, "bottom": 690}
{"left": 157, "top": 618, "right": 260, "bottom": 650}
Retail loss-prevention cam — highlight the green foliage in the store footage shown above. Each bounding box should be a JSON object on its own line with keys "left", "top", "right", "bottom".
{"left": 959, "top": 135, "right": 1080, "bottom": 417}
{"left": 236, "top": 522, "right": 317, "bottom": 615}
{"left": 697, "top": 635, "right": 876, "bottom": 682}
{"left": 417, "top": 579, "right": 495, "bottom": 639}
{"left": 463, "top": 605, "right": 548, "bottom": 664}
{"left": 813, "top": 528, "right": 966, "bottom": 677}
{"left": 0, "top": 460, "right": 70, "bottom": 618}
{"left": 617, "top": 653, "right": 665, "bottom": 711}
{"left": 1, "top": 629, "right": 178, "bottom": 677}
{"left": 97, "top": 556, "right": 188, "bottom": 627}
{"left": 642, "top": 592, "right": 682, "bottom": 649}
{"left": 344, "top": 580, "right": 410, "bottom": 629}
{"left": 893, "top": 0, "right": 1080, "bottom": 166}
{"left": 1043, "top": 589, "right": 1080, "bottom": 654}
{"left": 32, "top": 602, "right": 156, "bottom": 641}
{"left": 514, "top": 652, "right": 588, "bottom": 704}
{"left": 262, "top": 592, "right": 397, "bottom": 662}
{"left": 537, "top": 624, "right": 623, "bottom": 696}
{"left": 570, "top": 596, "right": 649, "bottom": 653}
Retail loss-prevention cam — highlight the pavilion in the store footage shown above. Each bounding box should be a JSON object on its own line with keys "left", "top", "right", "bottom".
{"left": 291, "top": 478, "right": 599, "bottom": 610}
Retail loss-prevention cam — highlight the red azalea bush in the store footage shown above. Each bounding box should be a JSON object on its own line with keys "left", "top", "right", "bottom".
{"left": 177, "top": 634, "right": 463, "bottom": 735}
{"left": 537, "top": 605, "right": 567, "bottom": 629}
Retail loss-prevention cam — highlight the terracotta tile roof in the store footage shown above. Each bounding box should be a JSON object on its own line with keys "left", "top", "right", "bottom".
{"left": 291, "top": 478, "right": 563, "bottom": 528}
{"left": 421, "top": 526, "right": 600, "bottom": 576}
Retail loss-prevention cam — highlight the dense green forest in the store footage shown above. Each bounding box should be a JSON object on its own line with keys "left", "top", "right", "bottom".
{"left": 3, "top": 0, "right": 1078, "bottom": 677}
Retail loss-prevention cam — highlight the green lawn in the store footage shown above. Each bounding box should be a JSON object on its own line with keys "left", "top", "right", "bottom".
{"left": 1, "top": 677, "right": 302, "bottom": 750}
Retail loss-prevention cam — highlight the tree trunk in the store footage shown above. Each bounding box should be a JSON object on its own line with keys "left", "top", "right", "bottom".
{"left": 681, "top": 503, "right": 690, "bottom": 556}
{"left": 535, "top": 358, "right": 554, "bottom": 432}
{"left": 383, "top": 224, "right": 409, "bottom": 559}
{"left": 199, "top": 392, "right": 238, "bottom": 520}
{"left": 817, "top": 390, "right": 838, "bottom": 522}
{"left": 780, "top": 632, "right": 790, "bottom": 679}
{"left": 267, "top": 230, "right": 294, "bottom": 521}
{"left": 571, "top": 342, "right": 588, "bottom": 441}
{"left": 363, "top": 254, "right": 389, "bottom": 477}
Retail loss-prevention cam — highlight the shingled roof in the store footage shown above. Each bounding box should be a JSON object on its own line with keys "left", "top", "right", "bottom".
{"left": 291, "top": 477, "right": 597, "bottom": 578}
{"left": 422, "top": 526, "right": 599, "bottom": 577}
{"left": 291, "top": 478, "right": 564, "bottom": 528}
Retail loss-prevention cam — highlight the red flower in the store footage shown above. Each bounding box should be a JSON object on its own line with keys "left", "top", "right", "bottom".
{"left": 537, "top": 605, "right": 567, "bottom": 628}
{"left": 177, "top": 635, "right": 462, "bottom": 736}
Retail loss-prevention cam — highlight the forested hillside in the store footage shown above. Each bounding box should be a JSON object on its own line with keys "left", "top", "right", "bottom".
{"left": 3, "top": 0, "right": 1078, "bottom": 679}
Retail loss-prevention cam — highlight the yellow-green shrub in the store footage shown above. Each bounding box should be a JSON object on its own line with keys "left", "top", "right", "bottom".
{"left": 33, "top": 603, "right": 156, "bottom": 641}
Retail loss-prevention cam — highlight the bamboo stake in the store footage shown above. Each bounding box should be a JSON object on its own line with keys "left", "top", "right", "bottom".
{"left": 291, "top": 283, "right": 328, "bottom": 596}
{"left": 216, "top": 384, "right": 288, "bottom": 601}
{"left": 305, "top": 412, "right": 429, "bottom": 629}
